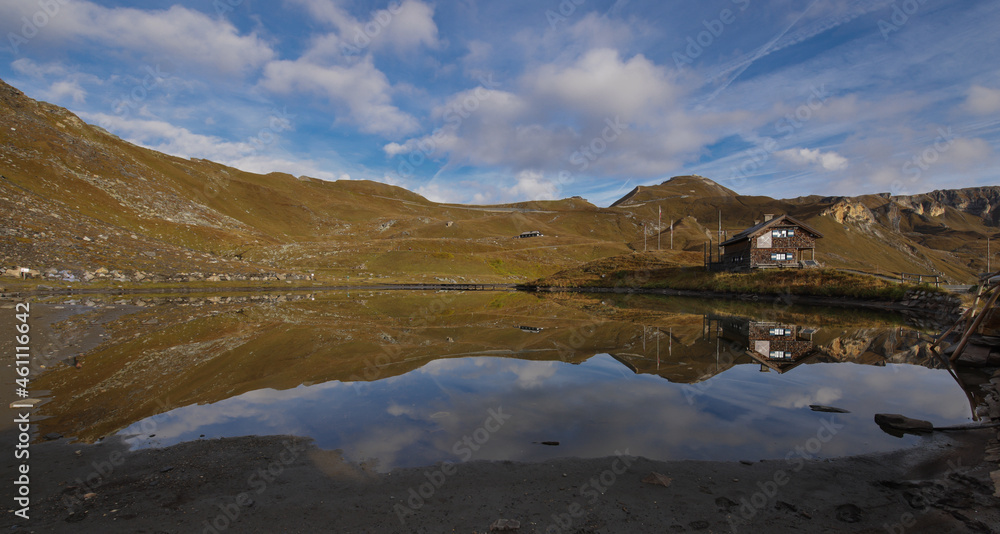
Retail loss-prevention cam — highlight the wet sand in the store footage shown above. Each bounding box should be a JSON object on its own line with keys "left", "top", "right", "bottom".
{"left": 2, "top": 429, "right": 998, "bottom": 533}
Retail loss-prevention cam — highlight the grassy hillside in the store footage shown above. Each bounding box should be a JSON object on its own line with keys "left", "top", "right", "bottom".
{"left": 533, "top": 252, "right": 948, "bottom": 301}
{"left": 0, "top": 78, "right": 996, "bottom": 285}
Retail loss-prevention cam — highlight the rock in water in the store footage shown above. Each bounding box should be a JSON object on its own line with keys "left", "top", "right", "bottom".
{"left": 810, "top": 405, "right": 850, "bottom": 413}
{"left": 874, "top": 413, "right": 933, "bottom": 435}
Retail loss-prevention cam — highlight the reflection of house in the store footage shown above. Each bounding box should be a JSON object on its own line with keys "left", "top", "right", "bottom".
{"left": 747, "top": 322, "right": 815, "bottom": 363}
{"left": 518, "top": 326, "right": 543, "bottom": 333}
{"left": 715, "top": 214, "right": 823, "bottom": 272}
{"left": 714, "top": 314, "right": 817, "bottom": 373}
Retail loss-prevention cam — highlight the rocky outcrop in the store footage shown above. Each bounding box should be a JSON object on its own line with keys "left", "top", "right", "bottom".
{"left": 821, "top": 199, "right": 875, "bottom": 225}
{"left": 895, "top": 186, "right": 1000, "bottom": 224}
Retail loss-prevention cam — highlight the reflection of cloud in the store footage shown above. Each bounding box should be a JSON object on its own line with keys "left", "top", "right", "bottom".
{"left": 118, "top": 354, "right": 972, "bottom": 470}
{"left": 512, "top": 361, "right": 558, "bottom": 389}
{"left": 387, "top": 403, "right": 417, "bottom": 417}
{"left": 769, "top": 386, "right": 843, "bottom": 409}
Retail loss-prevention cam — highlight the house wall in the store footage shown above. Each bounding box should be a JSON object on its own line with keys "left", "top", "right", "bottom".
{"left": 748, "top": 323, "right": 799, "bottom": 340}
{"left": 720, "top": 240, "right": 752, "bottom": 269}
{"left": 759, "top": 340, "right": 814, "bottom": 360}
{"left": 749, "top": 225, "right": 816, "bottom": 266}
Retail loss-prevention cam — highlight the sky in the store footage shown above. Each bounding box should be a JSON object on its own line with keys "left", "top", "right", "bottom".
{"left": 1, "top": 0, "right": 998, "bottom": 207}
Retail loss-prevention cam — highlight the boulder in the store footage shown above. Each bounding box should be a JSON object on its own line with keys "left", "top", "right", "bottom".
{"left": 874, "top": 413, "right": 933, "bottom": 436}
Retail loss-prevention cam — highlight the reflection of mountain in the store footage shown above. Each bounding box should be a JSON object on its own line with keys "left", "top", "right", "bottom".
{"left": 32, "top": 292, "right": 950, "bottom": 443}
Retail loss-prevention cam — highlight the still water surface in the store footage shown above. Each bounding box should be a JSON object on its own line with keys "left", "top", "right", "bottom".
{"left": 30, "top": 291, "right": 973, "bottom": 471}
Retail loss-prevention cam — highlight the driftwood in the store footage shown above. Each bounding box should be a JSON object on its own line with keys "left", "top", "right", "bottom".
{"left": 951, "top": 285, "right": 1000, "bottom": 362}
{"left": 939, "top": 271, "right": 1000, "bottom": 363}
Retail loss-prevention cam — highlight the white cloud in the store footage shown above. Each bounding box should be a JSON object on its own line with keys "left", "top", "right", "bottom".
{"left": 509, "top": 170, "right": 560, "bottom": 201}
{"left": 260, "top": 58, "right": 419, "bottom": 137}
{"left": 965, "top": 85, "right": 1000, "bottom": 115}
{"left": 289, "top": 0, "right": 440, "bottom": 57}
{"left": 527, "top": 48, "right": 680, "bottom": 124}
{"left": 0, "top": 1, "right": 274, "bottom": 76}
{"left": 415, "top": 181, "right": 467, "bottom": 203}
{"left": 776, "top": 147, "right": 849, "bottom": 171}
{"left": 937, "top": 137, "right": 994, "bottom": 170}
{"left": 47, "top": 80, "right": 86, "bottom": 104}
{"left": 384, "top": 48, "right": 745, "bottom": 188}
{"left": 79, "top": 112, "right": 339, "bottom": 180}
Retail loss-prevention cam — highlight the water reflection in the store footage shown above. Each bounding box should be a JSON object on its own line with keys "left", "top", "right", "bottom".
{"left": 27, "top": 291, "right": 978, "bottom": 471}
{"left": 119, "top": 354, "right": 970, "bottom": 471}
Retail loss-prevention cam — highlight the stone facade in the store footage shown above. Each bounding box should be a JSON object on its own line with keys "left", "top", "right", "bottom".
{"left": 718, "top": 216, "right": 822, "bottom": 271}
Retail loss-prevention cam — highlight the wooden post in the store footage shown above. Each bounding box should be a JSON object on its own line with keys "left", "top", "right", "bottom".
{"left": 950, "top": 286, "right": 1000, "bottom": 362}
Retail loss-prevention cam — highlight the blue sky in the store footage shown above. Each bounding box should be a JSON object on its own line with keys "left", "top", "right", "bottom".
{"left": 1, "top": 0, "right": 997, "bottom": 206}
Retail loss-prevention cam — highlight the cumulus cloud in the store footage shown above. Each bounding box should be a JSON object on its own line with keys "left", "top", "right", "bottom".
{"left": 0, "top": 1, "right": 274, "bottom": 76}
{"left": 384, "top": 47, "right": 745, "bottom": 189}
{"left": 260, "top": 58, "right": 419, "bottom": 137}
{"left": 965, "top": 85, "right": 1000, "bottom": 115}
{"left": 289, "top": 0, "right": 441, "bottom": 57}
{"left": 47, "top": 80, "right": 86, "bottom": 104}
{"left": 776, "top": 147, "right": 849, "bottom": 171}
{"left": 508, "top": 170, "right": 560, "bottom": 201}
{"left": 527, "top": 48, "right": 680, "bottom": 124}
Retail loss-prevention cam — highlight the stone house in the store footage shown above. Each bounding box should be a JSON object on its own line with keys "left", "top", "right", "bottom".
{"left": 717, "top": 214, "right": 823, "bottom": 271}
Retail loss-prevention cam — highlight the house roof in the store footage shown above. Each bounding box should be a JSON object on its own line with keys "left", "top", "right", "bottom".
{"left": 721, "top": 214, "right": 823, "bottom": 246}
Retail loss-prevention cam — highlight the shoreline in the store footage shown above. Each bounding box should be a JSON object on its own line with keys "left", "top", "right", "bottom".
{"left": 2, "top": 429, "right": 997, "bottom": 533}
{"left": 0, "top": 281, "right": 961, "bottom": 319}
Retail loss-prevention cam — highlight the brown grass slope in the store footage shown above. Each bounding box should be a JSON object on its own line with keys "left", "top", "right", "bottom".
{"left": 0, "top": 78, "right": 996, "bottom": 283}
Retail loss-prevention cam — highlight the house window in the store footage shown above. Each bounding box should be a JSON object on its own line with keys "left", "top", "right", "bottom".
{"left": 770, "top": 253, "right": 791, "bottom": 261}
{"left": 771, "top": 228, "right": 795, "bottom": 238}
{"left": 769, "top": 328, "right": 792, "bottom": 336}
{"left": 769, "top": 350, "right": 790, "bottom": 360}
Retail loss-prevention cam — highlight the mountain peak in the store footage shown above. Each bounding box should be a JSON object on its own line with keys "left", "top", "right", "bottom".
{"left": 610, "top": 175, "right": 737, "bottom": 207}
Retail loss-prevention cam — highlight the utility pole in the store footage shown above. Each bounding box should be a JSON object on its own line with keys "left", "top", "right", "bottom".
{"left": 643, "top": 223, "right": 647, "bottom": 252}
{"left": 718, "top": 210, "right": 722, "bottom": 262}
{"left": 657, "top": 205, "right": 662, "bottom": 251}
{"left": 670, "top": 219, "right": 674, "bottom": 250}
{"left": 989, "top": 236, "right": 992, "bottom": 273}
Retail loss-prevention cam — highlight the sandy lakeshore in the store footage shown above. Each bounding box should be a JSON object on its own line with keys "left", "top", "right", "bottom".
{"left": 2, "top": 428, "right": 998, "bottom": 533}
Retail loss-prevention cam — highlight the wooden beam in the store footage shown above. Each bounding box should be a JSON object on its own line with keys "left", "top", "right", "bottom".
{"left": 950, "top": 286, "right": 1000, "bottom": 362}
